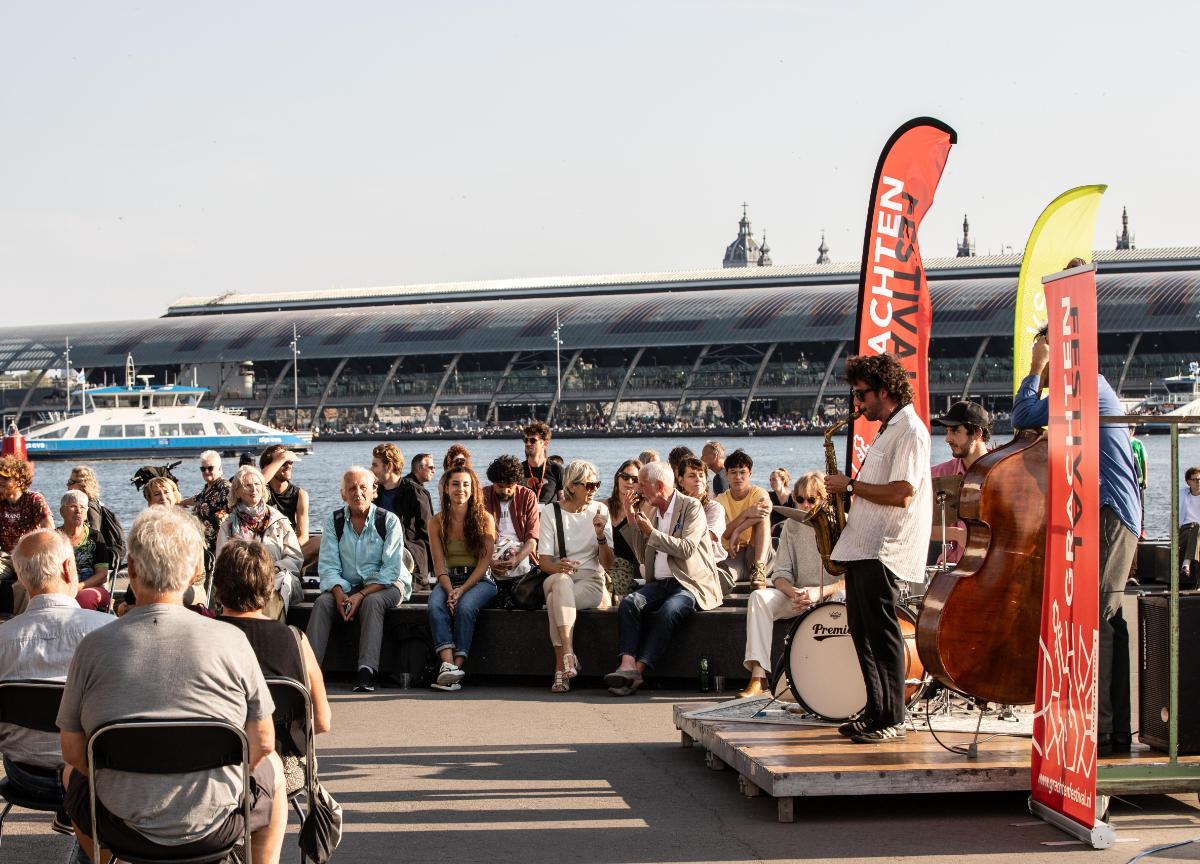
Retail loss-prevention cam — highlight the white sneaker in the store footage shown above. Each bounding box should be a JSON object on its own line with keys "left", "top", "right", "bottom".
{"left": 436, "top": 662, "right": 465, "bottom": 686}
{"left": 430, "top": 681, "right": 462, "bottom": 692}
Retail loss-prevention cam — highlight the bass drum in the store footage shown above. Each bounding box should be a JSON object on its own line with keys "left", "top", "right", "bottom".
{"left": 779, "top": 601, "right": 927, "bottom": 722}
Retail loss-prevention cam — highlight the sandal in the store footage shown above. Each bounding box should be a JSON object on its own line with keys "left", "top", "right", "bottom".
{"left": 563, "top": 653, "right": 581, "bottom": 679}
{"left": 551, "top": 671, "right": 570, "bottom": 693}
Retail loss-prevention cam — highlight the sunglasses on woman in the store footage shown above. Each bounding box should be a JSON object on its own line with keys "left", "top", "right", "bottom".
{"left": 618, "top": 473, "right": 639, "bottom": 483}
{"left": 576, "top": 481, "right": 601, "bottom": 492}
{"left": 800, "top": 496, "right": 820, "bottom": 505}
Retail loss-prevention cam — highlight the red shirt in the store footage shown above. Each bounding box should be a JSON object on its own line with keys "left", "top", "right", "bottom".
{"left": 0, "top": 490, "right": 53, "bottom": 553}
{"left": 931, "top": 458, "right": 966, "bottom": 565}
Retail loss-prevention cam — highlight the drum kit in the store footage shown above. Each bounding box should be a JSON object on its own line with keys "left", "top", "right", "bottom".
{"left": 773, "top": 564, "right": 947, "bottom": 721}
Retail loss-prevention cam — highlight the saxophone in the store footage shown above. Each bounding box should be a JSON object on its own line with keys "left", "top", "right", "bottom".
{"left": 813, "top": 411, "right": 861, "bottom": 576}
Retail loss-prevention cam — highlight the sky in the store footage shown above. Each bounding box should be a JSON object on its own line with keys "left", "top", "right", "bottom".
{"left": 2, "top": 1, "right": 1196, "bottom": 327}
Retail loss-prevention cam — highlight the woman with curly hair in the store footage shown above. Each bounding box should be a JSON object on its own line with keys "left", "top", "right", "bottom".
{"left": 0, "top": 455, "right": 54, "bottom": 613}
{"left": 426, "top": 464, "right": 497, "bottom": 691}
{"left": 442, "top": 443, "right": 472, "bottom": 471}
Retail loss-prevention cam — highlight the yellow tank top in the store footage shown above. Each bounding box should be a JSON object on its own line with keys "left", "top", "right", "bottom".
{"left": 445, "top": 537, "right": 476, "bottom": 569}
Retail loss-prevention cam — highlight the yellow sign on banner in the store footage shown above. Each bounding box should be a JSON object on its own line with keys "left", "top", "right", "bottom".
{"left": 1012, "top": 185, "right": 1106, "bottom": 392}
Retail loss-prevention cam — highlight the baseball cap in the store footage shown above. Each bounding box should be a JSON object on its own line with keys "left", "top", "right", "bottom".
{"left": 933, "top": 401, "right": 992, "bottom": 429}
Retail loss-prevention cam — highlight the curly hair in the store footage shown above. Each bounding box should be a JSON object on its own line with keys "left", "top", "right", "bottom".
{"left": 212, "top": 539, "right": 274, "bottom": 612}
{"left": 438, "top": 466, "right": 491, "bottom": 560}
{"left": 68, "top": 465, "right": 101, "bottom": 501}
{"left": 0, "top": 456, "right": 34, "bottom": 489}
{"left": 844, "top": 353, "right": 914, "bottom": 406}
{"left": 141, "top": 476, "right": 181, "bottom": 505}
{"left": 373, "top": 442, "right": 405, "bottom": 474}
{"left": 486, "top": 454, "right": 524, "bottom": 485}
{"left": 442, "top": 444, "right": 472, "bottom": 471}
{"left": 523, "top": 420, "right": 551, "bottom": 442}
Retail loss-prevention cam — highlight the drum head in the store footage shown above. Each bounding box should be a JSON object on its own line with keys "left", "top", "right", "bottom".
{"left": 783, "top": 602, "right": 866, "bottom": 721}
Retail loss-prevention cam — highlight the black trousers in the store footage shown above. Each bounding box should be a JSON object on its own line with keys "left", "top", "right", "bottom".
{"left": 844, "top": 559, "right": 905, "bottom": 728}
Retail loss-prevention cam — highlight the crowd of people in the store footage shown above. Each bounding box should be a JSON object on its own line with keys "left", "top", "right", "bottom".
{"left": 0, "top": 344, "right": 1195, "bottom": 859}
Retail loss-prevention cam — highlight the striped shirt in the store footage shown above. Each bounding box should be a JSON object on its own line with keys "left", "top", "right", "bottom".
{"left": 830, "top": 403, "right": 932, "bottom": 583}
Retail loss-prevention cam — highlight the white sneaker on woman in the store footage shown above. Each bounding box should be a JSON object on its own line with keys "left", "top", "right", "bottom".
{"left": 436, "top": 661, "right": 465, "bottom": 686}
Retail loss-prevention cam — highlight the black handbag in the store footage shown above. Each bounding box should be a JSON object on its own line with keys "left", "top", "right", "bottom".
{"left": 505, "top": 502, "right": 567, "bottom": 610}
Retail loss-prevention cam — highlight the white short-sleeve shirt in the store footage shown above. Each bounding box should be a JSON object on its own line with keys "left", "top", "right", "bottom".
{"left": 830, "top": 403, "right": 932, "bottom": 583}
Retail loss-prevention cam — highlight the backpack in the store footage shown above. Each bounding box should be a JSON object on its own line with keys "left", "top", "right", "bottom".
{"left": 95, "top": 502, "right": 127, "bottom": 562}
{"left": 391, "top": 620, "right": 437, "bottom": 688}
{"left": 332, "top": 508, "right": 388, "bottom": 542}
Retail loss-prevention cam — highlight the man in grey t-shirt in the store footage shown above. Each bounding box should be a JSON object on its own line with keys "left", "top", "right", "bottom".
{"left": 57, "top": 507, "right": 286, "bottom": 863}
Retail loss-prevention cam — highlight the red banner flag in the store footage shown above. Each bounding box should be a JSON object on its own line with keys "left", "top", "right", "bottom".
{"left": 848, "top": 117, "right": 955, "bottom": 474}
{"left": 1030, "top": 265, "right": 1110, "bottom": 847}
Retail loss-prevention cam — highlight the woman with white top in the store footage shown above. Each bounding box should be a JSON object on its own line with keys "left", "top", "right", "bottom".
{"left": 738, "top": 471, "right": 843, "bottom": 698}
{"left": 675, "top": 456, "right": 727, "bottom": 563}
{"left": 538, "top": 459, "right": 614, "bottom": 692}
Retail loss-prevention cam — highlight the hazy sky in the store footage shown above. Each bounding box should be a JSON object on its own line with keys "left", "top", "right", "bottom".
{"left": 3, "top": 2, "right": 1196, "bottom": 327}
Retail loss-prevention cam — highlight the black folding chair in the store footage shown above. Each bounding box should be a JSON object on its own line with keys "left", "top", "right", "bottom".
{"left": 266, "top": 676, "right": 316, "bottom": 860}
{"left": 0, "top": 680, "right": 66, "bottom": 847}
{"left": 86, "top": 718, "right": 252, "bottom": 864}
{"left": 101, "top": 553, "right": 122, "bottom": 614}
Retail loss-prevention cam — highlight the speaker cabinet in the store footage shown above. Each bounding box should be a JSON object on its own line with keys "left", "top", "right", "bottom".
{"left": 1138, "top": 594, "right": 1200, "bottom": 755}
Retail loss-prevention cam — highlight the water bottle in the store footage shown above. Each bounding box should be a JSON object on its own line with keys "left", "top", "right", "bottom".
{"left": 699, "top": 656, "right": 711, "bottom": 693}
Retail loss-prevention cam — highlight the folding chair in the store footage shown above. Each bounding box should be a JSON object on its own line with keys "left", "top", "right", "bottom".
{"left": 86, "top": 719, "right": 251, "bottom": 864}
{"left": 0, "top": 680, "right": 66, "bottom": 847}
{"left": 265, "top": 676, "right": 316, "bottom": 861}
{"left": 101, "top": 553, "right": 122, "bottom": 614}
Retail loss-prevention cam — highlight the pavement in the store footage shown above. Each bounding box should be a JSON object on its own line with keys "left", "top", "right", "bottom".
{"left": 4, "top": 683, "right": 1200, "bottom": 863}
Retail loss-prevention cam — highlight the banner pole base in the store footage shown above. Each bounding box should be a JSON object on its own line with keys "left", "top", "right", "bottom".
{"left": 1028, "top": 797, "right": 1116, "bottom": 849}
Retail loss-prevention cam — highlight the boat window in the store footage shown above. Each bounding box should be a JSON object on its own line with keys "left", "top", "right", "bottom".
{"left": 73, "top": 426, "right": 91, "bottom": 439}
{"left": 182, "top": 423, "right": 206, "bottom": 436}
{"left": 214, "top": 422, "right": 233, "bottom": 435}
{"left": 124, "top": 425, "right": 146, "bottom": 437}
{"left": 40, "top": 428, "right": 66, "bottom": 439}
{"left": 99, "top": 425, "right": 124, "bottom": 438}
{"left": 158, "top": 423, "right": 180, "bottom": 436}
{"left": 236, "top": 424, "right": 259, "bottom": 434}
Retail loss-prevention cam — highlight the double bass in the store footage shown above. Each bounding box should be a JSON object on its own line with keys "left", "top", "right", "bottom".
{"left": 916, "top": 428, "right": 1048, "bottom": 706}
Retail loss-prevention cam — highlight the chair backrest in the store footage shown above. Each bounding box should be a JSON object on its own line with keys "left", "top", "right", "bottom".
{"left": 0, "top": 680, "right": 65, "bottom": 733}
{"left": 86, "top": 718, "right": 251, "bottom": 864}
{"left": 265, "top": 676, "right": 315, "bottom": 797}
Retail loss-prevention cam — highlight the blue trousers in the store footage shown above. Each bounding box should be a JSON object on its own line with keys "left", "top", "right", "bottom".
{"left": 617, "top": 579, "right": 697, "bottom": 670}
{"left": 429, "top": 576, "right": 497, "bottom": 659}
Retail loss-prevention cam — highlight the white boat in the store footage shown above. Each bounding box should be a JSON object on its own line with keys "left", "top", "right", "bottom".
{"left": 1135, "top": 362, "right": 1200, "bottom": 435}
{"left": 22, "top": 357, "right": 311, "bottom": 460}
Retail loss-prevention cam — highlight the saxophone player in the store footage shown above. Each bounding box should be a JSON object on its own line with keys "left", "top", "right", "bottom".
{"left": 737, "top": 472, "right": 844, "bottom": 698}
{"left": 825, "top": 354, "right": 932, "bottom": 743}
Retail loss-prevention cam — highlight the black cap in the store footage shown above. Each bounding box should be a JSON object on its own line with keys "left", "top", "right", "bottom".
{"left": 933, "top": 401, "right": 992, "bottom": 429}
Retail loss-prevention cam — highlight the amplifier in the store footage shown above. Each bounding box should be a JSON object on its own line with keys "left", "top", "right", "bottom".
{"left": 1138, "top": 594, "right": 1200, "bottom": 755}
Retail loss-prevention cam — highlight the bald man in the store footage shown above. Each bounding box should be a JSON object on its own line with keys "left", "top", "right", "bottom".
{"left": 306, "top": 467, "right": 411, "bottom": 692}
{"left": 0, "top": 529, "right": 111, "bottom": 822}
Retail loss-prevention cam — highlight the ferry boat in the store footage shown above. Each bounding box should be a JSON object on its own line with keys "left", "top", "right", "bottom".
{"left": 1135, "top": 362, "right": 1200, "bottom": 435}
{"left": 22, "top": 362, "right": 311, "bottom": 460}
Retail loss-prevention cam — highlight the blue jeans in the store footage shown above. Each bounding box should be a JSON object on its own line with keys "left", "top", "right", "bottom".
{"left": 617, "top": 579, "right": 697, "bottom": 670}
{"left": 428, "top": 575, "right": 498, "bottom": 659}
{"left": 2, "top": 755, "right": 63, "bottom": 799}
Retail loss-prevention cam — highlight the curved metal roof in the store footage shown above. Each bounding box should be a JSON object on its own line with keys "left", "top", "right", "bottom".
{"left": 2, "top": 260, "right": 1198, "bottom": 371}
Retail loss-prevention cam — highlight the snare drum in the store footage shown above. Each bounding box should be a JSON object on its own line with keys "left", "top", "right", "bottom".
{"left": 779, "top": 600, "right": 927, "bottom": 721}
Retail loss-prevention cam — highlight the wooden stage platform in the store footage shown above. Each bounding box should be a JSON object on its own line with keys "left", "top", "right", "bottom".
{"left": 673, "top": 702, "right": 1200, "bottom": 823}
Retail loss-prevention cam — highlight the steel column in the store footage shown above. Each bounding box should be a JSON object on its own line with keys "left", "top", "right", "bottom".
{"left": 311, "top": 358, "right": 350, "bottom": 429}
{"left": 607, "top": 348, "right": 646, "bottom": 427}
{"left": 811, "top": 341, "right": 847, "bottom": 418}
{"left": 367, "top": 357, "right": 405, "bottom": 425}
{"left": 546, "top": 350, "right": 582, "bottom": 424}
{"left": 960, "top": 336, "right": 991, "bottom": 399}
{"left": 11, "top": 369, "right": 48, "bottom": 428}
{"left": 257, "top": 360, "right": 294, "bottom": 424}
{"left": 673, "top": 346, "right": 711, "bottom": 423}
{"left": 426, "top": 354, "right": 462, "bottom": 426}
{"left": 740, "top": 343, "right": 778, "bottom": 424}
{"left": 484, "top": 352, "right": 522, "bottom": 424}
{"left": 1116, "top": 332, "right": 1143, "bottom": 395}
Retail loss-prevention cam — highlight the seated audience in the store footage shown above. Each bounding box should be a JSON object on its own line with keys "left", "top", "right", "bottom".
{"left": 716, "top": 449, "right": 773, "bottom": 589}
{"left": 399, "top": 452, "right": 436, "bottom": 584}
{"left": 142, "top": 475, "right": 183, "bottom": 508}
{"left": 605, "top": 459, "right": 643, "bottom": 600}
{"left": 1182, "top": 465, "right": 1200, "bottom": 585}
{"left": 57, "top": 506, "right": 286, "bottom": 864}
{"left": 371, "top": 443, "right": 406, "bottom": 517}
{"left": 638, "top": 449, "right": 659, "bottom": 465}
{"left": 307, "top": 467, "right": 411, "bottom": 693}
{"left": 216, "top": 466, "right": 303, "bottom": 617}
{"left": 702, "top": 441, "right": 728, "bottom": 495}
{"left": 522, "top": 422, "right": 565, "bottom": 504}
{"left": 0, "top": 530, "right": 112, "bottom": 830}
{"left": 66, "top": 465, "right": 125, "bottom": 562}
{"left": 482, "top": 455, "right": 539, "bottom": 600}
{"left": 427, "top": 465, "right": 497, "bottom": 691}
{"left": 184, "top": 450, "right": 231, "bottom": 553}
{"left": 443, "top": 443, "right": 472, "bottom": 471}
{"left": 666, "top": 446, "right": 695, "bottom": 473}
{"left": 739, "top": 472, "right": 844, "bottom": 697}
{"left": 58, "top": 490, "right": 112, "bottom": 612}
{"left": 0, "top": 455, "right": 54, "bottom": 615}
{"left": 767, "top": 467, "right": 793, "bottom": 534}
{"left": 260, "top": 445, "right": 320, "bottom": 564}
{"left": 538, "top": 460, "right": 613, "bottom": 693}
{"left": 676, "top": 457, "right": 727, "bottom": 564}
{"left": 214, "top": 539, "right": 332, "bottom": 795}
{"left": 605, "top": 460, "right": 722, "bottom": 696}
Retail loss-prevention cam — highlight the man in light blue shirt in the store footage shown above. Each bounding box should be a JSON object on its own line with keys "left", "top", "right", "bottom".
{"left": 306, "top": 466, "right": 410, "bottom": 692}
{"left": 0, "top": 529, "right": 111, "bottom": 819}
{"left": 1012, "top": 334, "right": 1141, "bottom": 756}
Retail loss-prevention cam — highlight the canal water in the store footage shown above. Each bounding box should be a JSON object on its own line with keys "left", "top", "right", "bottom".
{"left": 26, "top": 433, "right": 1197, "bottom": 542}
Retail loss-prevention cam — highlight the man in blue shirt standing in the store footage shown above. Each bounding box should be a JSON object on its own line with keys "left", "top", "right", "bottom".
{"left": 307, "top": 466, "right": 411, "bottom": 692}
{"left": 1012, "top": 334, "right": 1141, "bottom": 756}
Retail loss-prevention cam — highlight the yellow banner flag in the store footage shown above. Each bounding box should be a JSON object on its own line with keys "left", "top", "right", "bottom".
{"left": 1012, "top": 185, "right": 1106, "bottom": 392}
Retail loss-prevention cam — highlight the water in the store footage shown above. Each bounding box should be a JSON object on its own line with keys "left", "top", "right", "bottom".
{"left": 25, "top": 433, "right": 1197, "bottom": 541}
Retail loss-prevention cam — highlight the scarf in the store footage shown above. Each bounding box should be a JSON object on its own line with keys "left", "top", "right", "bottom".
{"left": 236, "top": 502, "right": 270, "bottom": 538}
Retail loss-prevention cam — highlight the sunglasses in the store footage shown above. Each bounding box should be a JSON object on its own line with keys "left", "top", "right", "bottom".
{"left": 618, "top": 473, "right": 639, "bottom": 483}
{"left": 575, "top": 481, "right": 601, "bottom": 492}
{"left": 523, "top": 437, "right": 543, "bottom": 444}
{"left": 800, "top": 496, "right": 820, "bottom": 505}
{"left": 851, "top": 387, "right": 876, "bottom": 402}
{"left": 200, "top": 466, "right": 216, "bottom": 473}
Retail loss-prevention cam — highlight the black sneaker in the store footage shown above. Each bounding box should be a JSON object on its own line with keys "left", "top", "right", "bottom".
{"left": 51, "top": 808, "right": 73, "bottom": 836}
{"left": 837, "top": 714, "right": 873, "bottom": 738}
{"left": 851, "top": 723, "right": 907, "bottom": 743}
{"left": 354, "top": 668, "right": 376, "bottom": 692}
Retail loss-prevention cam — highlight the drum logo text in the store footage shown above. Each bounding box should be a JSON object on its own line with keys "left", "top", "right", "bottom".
{"left": 810, "top": 623, "right": 851, "bottom": 641}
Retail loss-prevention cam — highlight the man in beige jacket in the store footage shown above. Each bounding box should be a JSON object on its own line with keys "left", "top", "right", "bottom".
{"left": 604, "top": 461, "right": 722, "bottom": 695}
